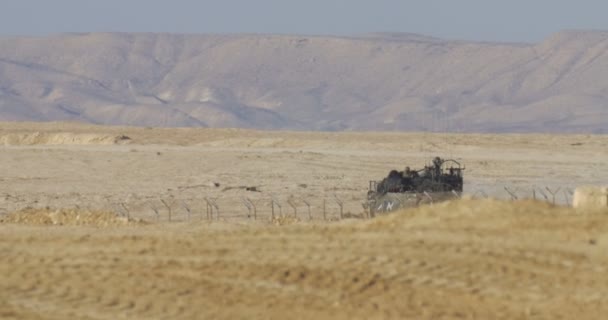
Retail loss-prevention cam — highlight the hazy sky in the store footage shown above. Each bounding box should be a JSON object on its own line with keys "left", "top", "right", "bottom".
{"left": 2, "top": 0, "right": 607, "bottom": 43}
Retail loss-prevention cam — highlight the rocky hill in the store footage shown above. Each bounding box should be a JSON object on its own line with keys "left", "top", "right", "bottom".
{"left": 0, "top": 31, "right": 607, "bottom": 132}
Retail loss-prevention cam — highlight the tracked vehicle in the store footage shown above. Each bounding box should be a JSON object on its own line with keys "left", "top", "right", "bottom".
{"left": 367, "top": 157, "right": 464, "bottom": 215}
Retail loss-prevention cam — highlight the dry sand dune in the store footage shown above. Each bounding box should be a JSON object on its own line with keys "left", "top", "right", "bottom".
{"left": 1, "top": 199, "right": 607, "bottom": 319}
{"left": 0, "top": 122, "right": 607, "bottom": 319}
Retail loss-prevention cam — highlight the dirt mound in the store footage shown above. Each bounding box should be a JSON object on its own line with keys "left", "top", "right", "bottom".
{"left": 0, "top": 132, "right": 131, "bottom": 146}
{"left": 0, "top": 208, "right": 143, "bottom": 227}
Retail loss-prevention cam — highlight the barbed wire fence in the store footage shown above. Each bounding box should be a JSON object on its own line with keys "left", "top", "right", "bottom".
{"left": 469, "top": 185, "right": 575, "bottom": 206}
{"left": 114, "top": 185, "right": 578, "bottom": 222}
{"left": 0, "top": 185, "right": 581, "bottom": 223}
{"left": 111, "top": 192, "right": 364, "bottom": 223}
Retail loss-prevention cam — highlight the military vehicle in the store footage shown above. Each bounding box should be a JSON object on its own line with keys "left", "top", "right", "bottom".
{"left": 367, "top": 157, "right": 464, "bottom": 215}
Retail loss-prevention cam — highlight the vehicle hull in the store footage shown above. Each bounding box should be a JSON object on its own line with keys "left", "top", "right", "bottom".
{"left": 369, "top": 192, "right": 459, "bottom": 216}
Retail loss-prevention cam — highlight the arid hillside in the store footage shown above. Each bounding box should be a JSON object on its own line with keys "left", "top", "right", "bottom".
{"left": 1, "top": 31, "right": 608, "bottom": 132}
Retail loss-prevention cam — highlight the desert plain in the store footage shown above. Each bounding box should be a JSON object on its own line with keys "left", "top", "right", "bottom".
{"left": 1, "top": 122, "right": 608, "bottom": 319}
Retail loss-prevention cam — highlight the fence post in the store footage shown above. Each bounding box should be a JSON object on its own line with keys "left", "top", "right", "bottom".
{"left": 181, "top": 201, "right": 191, "bottom": 221}
{"left": 204, "top": 197, "right": 218, "bottom": 220}
{"left": 536, "top": 188, "right": 548, "bottom": 202}
{"left": 545, "top": 187, "right": 561, "bottom": 205}
{"left": 563, "top": 189, "right": 574, "bottom": 206}
{"left": 504, "top": 187, "right": 519, "bottom": 201}
{"left": 151, "top": 204, "right": 160, "bottom": 222}
{"left": 119, "top": 202, "right": 130, "bottom": 220}
{"left": 333, "top": 194, "right": 344, "bottom": 220}
{"left": 323, "top": 199, "right": 327, "bottom": 221}
{"left": 271, "top": 195, "right": 282, "bottom": 219}
{"left": 211, "top": 199, "right": 219, "bottom": 220}
{"left": 245, "top": 198, "right": 257, "bottom": 220}
{"left": 368, "top": 200, "right": 375, "bottom": 218}
{"left": 242, "top": 197, "right": 252, "bottom": 218}
{"left": 205, "top": 199, "right": 211, "bottom": 221}
{"left": 301, "top": 198, "right": 312, "bottom": 220}
{"left": 287, "top": 196, "right": 298, "bottom": 218}
{"left": 160, "top": 199, "right": 172, "bottom": 222}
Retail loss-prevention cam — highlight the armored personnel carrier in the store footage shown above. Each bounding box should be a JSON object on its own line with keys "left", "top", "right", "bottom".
{"left": 367, "top": 157, "right": 464, "bottom": 215}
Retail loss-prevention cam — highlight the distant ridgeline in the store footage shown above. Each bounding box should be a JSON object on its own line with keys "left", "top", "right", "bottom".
{"left": 0, "top": 31, "right": 607, "bottom": 133}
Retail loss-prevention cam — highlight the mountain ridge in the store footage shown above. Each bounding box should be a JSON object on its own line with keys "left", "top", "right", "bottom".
{"left": 0, "top": 31, "right": 607, "bottom": 132}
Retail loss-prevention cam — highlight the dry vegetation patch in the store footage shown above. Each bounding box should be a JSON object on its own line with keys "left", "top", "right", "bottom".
{"left": 363, "top": 198, "right": 605, "bottom": 231}
{"left": 0, "top": 207, "right": 144, "bottom": 227}
{"left": 1, "top": 200, "right": 608, "bottom": 319}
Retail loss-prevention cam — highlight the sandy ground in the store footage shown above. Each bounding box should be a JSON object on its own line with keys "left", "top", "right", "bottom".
{"left": 1, "top": 122, "right": 607, "bottom": 319}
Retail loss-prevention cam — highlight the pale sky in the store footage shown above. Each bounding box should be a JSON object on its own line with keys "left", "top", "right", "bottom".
{"left": 1, "top": 0, "right": 607, "bottom": 43}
